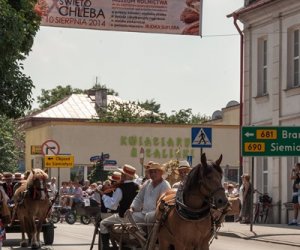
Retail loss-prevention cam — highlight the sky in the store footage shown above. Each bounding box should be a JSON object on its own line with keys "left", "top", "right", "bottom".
{"left": 24, "top": 0, "right": 244, "bottom": 117}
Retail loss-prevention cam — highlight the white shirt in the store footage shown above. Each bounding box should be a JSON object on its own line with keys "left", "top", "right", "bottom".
{"left": 131, "top": 179, "right": 171, "bottom": 213}
{"left": 102, "top": 180, "right": 135, "bottom": 211}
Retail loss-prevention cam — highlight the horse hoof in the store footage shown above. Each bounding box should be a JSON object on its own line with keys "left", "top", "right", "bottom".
{"left": 20, "top": 241, "right": 28, "bottom": 247}
{"left": 31, "top": 243, "right": 41, "bottom": 249}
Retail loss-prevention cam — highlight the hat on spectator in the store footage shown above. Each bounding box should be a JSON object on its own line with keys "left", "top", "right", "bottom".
{"left": 3, "top": 172, "right": 13, "bottom": 181}
{"left": 147, "top": 162, "right": 165, "bottom": 173}
{"left": 90, "top": 183, "right": 98, "bottom": 188}
{"left": 108, "top": 171, "right": 122, "bottom": 182}
{"left": 241, "top": 173, "right": 250, "bottom": 181}
{"left": 14, "top": 172, "right": 23, "bottom": 182}
{"left": 144, "top": 161, "right": 154, "bottom": 170}
{"left": 119, "top": 164, "right": 137, "bottom": 179}
{"left": 175, "top": 160, "right": 191, "bottom": 174}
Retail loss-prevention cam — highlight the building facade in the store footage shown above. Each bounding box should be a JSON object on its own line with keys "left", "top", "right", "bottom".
{"left": 21, "top": 93, "right": 240, "bottom": 188}
{"left": 230, "top": 0, "right": 300, "bottom": 223}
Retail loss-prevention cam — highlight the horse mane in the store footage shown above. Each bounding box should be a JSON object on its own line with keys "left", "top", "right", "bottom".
{"left": 184, "top": 163, "right": 202, "bottom": 193}
{"left": 26, "top": 169, "right": 48, "bottom": 186}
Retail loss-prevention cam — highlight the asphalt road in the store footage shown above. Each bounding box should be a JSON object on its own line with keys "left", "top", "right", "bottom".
{"left": 3, "top": 222, "right": 300, "bottom": 250}
{"left": 3, "top": 222, "right": 97, "bottom": 250}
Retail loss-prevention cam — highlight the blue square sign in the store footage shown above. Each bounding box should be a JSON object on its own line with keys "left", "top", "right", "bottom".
{"left": 191, "top": 127, "right": 212, "bottom": 148}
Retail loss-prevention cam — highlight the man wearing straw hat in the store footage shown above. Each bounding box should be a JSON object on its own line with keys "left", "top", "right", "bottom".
{"left": 99, "top": 172, "right": 122, "bottom": 219}
{"left": 172, "top": 160, "right": 192, "bottom": 189}
{"left": 129, "top": 162, "right": 170, "bottom": 233}
{"left": 99, "top": 164, "right": 139, "bottom": 249}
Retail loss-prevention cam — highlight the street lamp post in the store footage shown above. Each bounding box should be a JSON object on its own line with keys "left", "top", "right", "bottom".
{"left": 139, "top": 147, "right": 145, "bottom": 177}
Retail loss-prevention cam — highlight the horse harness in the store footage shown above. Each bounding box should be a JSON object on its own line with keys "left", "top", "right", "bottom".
{"left": 156, "top": 184, "right": 227, "bottom": 244}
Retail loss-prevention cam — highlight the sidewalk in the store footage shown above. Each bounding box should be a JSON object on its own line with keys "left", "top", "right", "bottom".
{"left": 218, "top": 222, "right": 300, "bottom": 247}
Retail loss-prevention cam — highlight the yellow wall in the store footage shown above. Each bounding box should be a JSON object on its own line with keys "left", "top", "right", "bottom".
{"left": 25, "top": 121, "right": 239, "bottom": 182}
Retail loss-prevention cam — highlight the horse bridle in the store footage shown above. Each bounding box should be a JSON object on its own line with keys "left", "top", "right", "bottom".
{"left": 197, "top": 164, "right": 225, "bottom": 208}
{"left": 27, "top": 177, "right": 48, "bottom": 200}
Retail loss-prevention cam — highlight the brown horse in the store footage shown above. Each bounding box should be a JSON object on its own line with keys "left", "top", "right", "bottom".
{"left": 13, "top": 169, "right": 51, "bottom": 249}
{"left": 0, "top": 186, "right": 11, "bottom": 225}
{"left": 151, "top": 153, "right": 228, "bottom": 250}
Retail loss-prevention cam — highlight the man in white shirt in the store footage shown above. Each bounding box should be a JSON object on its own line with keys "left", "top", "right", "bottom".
{"left": 129, "top": 162, "right": 171, "bottom": 233}
{"left": 99, "top": 164, "right": 139, "bottom": 249}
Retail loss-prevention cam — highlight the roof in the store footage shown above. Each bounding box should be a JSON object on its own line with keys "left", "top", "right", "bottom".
{"left": 31, "top": 94, "right": 157, "bottom": 119}
{"left": 227, "top": 0, "right": 276, "bottom": 18}
{"left": 33, "top": 94, "right": 98, "bottom": 119}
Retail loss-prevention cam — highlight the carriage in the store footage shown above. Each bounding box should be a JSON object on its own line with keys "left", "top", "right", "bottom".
{"left": 91, "top": 153, "right": 229, "bottom": 250}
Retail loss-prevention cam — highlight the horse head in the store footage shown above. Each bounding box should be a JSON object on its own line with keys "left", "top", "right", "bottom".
{"left": 200, "top": 153, "right": 228, "bottom": 209}
{"left": 27, "top": 169, "right": 48, "bottom": 200}
{"left": 184, "top": 153, "right": 227, "bottom": 210}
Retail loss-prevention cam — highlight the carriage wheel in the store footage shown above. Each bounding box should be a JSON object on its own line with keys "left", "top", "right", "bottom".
{"left": 65, "top": 211, "right": 76, "bottom": 224}
{"left": 43, "top": 223, "right": 55, "bottom": 245}
{"left": 50, "top": 211, "right": 60, "bottom": 224}
{"left": 80, "top": 215, "right": 91, "bottom": 225}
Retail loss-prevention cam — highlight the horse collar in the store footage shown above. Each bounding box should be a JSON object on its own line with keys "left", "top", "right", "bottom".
{"left": 175, "top": 185, "right": 210, "bottom": 220}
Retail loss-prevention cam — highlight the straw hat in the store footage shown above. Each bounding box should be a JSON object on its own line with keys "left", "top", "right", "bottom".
{"left": 3, "top": 172, "right": 13, "bottom": 181}
{"left": 147, "top": 162, "right": 165, "bottom": 172}
{"left": 175, "top": 160, "right": 191, "bottom": 174}
{"left": 119, "top": 164, "right": 137, "bottom": 179}
{"left": 144, "top": 161, "right": 154, "bottom": 170}
{"left": 13, "top": 172, "right": 23, "bottom": 182}
{"left": 108, "top": 171, "right": 122, "bottom": 182}
{"left": 241, "top": 173, "right": 250, "bottom": 181}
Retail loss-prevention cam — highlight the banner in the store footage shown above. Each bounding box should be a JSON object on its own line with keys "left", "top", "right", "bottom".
{"left": 35, "top": 0, "right": 202, "bottom": 36}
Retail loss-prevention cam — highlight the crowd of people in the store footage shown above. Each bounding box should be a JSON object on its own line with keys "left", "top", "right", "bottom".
{"left": 2, "top": 161, "right": 300, "bottom": 249}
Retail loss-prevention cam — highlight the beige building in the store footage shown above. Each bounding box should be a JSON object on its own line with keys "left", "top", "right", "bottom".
{"left": 229, "top": 0, "right": 300, "bottom": 223}
{"left": 21, "top": 92, "right": 240, "bottom": 185}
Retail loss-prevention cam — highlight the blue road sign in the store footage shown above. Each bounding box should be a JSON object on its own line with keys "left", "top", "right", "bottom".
{"left": 104, "top": 160, "right": 117, "bottom": 165}
{"left": 90, "top": 155, "right": 102, "bottom": 162}
{"left": 191, "top": 127, "right": 212, "bottom": 148}
{"left": 187, "top": 155, "right": 193, "bottom": 166}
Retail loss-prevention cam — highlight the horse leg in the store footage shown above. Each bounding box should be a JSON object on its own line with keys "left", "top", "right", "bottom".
{"left": 19, "top": 218, "right": 28, "bottom": 247}
{"left": 30, "top": 218, "right": 41, "bottom": 249}
{"left": 36, "top": 219, "right": 44, "bottom": 246}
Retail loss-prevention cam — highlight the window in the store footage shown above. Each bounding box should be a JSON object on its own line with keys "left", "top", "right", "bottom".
{"left": 262, "top": 158, "right": 268, "bottom": 194}
{"left": 257, "top": 37, "right": 268, "bottom": 96}
{"left": 288, "top": 27, "right": 300, "bottom": 88}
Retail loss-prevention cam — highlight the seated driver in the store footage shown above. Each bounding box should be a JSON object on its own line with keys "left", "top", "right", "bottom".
{"left": 129, "top": 162, "right": 170, "bottom": 234}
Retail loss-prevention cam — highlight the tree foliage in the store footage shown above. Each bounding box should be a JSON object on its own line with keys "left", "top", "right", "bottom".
{"left": 37, "top": 83, "right": 119, "bottom": 109}
{"left": 138, "top": 99, "right": 161, "bottom": 114}
{"left": 0, "top": 0, "right": 40, "bottom": 118}
{"left": 36, "top": 84, "right": 210, "bottom": 124}
{"left": 0, "top": 115, "right": 24, "bottom": 172}
{"left": 37, "top": 85, "right": 84, "bottom": 109}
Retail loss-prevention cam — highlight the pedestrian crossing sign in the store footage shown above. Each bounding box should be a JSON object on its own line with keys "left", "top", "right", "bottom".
{"left": 191, "top": 127, "right": 212, "bottom": 148}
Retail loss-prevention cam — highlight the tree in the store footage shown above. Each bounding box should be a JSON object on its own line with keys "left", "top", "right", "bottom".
{"left": 37, "top": 83, "right": 118, "bottom": 109}
{"left": 139, "top": 99, "right": 161, "bottom": 114}
{"left": 97, "top": 100, "right": 159, "bottom": 123}
{"left": 37, "top": 85, "right": 83, "bottom": 109}
{"left": 0, "top": 0, "right": 40, "bottom": 118}
{"left": 0, "top": 115, "right": 24, "bottom": 172}
{"left": 35, "top": 84, "right": 209, "bottom": 124}
{"left": 164, "top": 109, "right": 210, "bottom": 124}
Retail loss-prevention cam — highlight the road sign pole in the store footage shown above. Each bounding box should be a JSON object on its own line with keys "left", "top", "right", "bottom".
{"left": 140, "top": 147, "right": 145, "bottom": 177}
{"left": 250, "top": 157, "right": 254, "bottom": 232}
